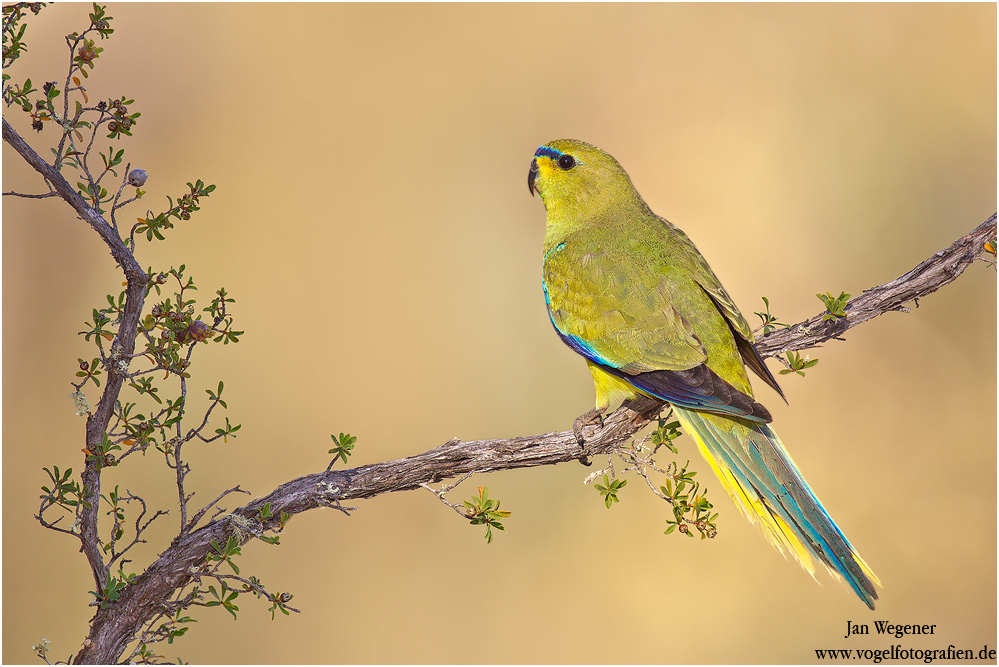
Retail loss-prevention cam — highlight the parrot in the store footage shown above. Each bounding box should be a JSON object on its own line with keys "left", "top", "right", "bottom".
{"left": 528, "top": 138, "right": 880, "bottom": 609}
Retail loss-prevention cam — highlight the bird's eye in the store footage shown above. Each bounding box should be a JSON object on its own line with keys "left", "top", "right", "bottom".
{"left": 557, "top": 155, "right": 576, "bottom": 171}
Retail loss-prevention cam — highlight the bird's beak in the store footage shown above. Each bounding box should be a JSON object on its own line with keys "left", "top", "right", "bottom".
{"left": 528, "top": 158, "right": 539, "bottom": 196}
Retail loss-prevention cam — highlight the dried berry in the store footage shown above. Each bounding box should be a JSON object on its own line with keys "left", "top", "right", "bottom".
{"left": 127, "top": 169, "right": 147, "bottom": 187}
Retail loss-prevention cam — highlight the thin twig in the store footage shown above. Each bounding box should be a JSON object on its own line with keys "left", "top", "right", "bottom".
{"left": 202, "top": 573, "right": 302, "bottom": 615}
{"left": 3, "top": 189, "right": 58, "bottom": 198}
{"left": 186, "top": 486, "right": 249, "bottom": 533}
{"left": 420, "top": 471, "right": 476, "bottom": 517}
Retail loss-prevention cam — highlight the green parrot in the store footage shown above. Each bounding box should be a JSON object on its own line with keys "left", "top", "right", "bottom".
{"left": 528, "top": 139, "right": 880, "bottom": 609}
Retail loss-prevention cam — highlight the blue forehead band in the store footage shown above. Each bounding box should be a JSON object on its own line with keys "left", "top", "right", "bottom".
{"left": 534, "top": 146, "right": 563, "bottom": 160}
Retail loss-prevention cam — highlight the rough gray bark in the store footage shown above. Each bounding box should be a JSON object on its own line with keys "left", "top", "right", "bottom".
{"left": 755, "top": 214, "right": 996, "bottom": 357}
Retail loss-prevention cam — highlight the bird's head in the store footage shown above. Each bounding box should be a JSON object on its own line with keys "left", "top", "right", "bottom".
{"left": 528, "top": 139, "right": 646, "bottom": 221}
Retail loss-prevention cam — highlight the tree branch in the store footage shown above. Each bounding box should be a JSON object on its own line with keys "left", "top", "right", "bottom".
{"left": 3, "top": 188, "right": 58, "bottom": 198}
{"left": 70, "top": 213, "right": 994, "bottom": 664}
{"left": 3, "top": 117, "right": 149, "bottom": 596}
{"left": 755, "top": 213, "right": 996, "bottom": 356}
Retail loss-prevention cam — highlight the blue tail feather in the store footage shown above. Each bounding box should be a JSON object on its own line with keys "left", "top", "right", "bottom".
{"left": 673, "top": 407, "right": 880, "bottom": 609}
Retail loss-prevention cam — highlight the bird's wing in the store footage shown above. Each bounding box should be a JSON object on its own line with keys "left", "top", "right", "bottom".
{"left": 665, "top": 220, "right": 785, "bottom": 400}
{"left": 543, "top": 235, "right": 771, "bottom": 421}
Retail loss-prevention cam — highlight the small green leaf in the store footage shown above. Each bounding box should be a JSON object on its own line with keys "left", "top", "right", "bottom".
{"left": 779, "top": 351, "right": 819, "bottom": 376}
{"left": 327, "top": 432, "right": 357, "bottom": 465}
{"left": 816, "top": 291, "right": 851, "bottom": 321}
{"left": 594, "top": 474, "right": 627, "bottom": 509}
{"left": 462, "top": 486, "right": 512, "bottom": 543}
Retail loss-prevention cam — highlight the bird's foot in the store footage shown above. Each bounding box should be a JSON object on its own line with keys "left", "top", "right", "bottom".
{"left": 572, "top": 407, "right": 607, "bottom": 466}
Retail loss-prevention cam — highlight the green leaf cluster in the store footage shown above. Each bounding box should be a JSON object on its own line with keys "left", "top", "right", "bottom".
{"left": 328, "top": 432, "right": 357, "bottom": 465}
{"left": 779, "top": 350, "right": 819, "bottom": 376}
{"left": 206, "top": 581, "right": 240, "bottom": 620}
{"left": 4, "top": 3, "right": 133, "bottom": 196}
{"left": 154, "top": 609, "right": 196, "bottom": 646}
{"left": 2, "top": 4, "right": 43, "bottom": 62}
{"left": 84, "top": 430, "right": 121, "bottom": 469}
{"left": 89, "top": 567, "right": 135, "bottom": 609}
{"left": 201, "top": 536, "right": 296, "bottom": 622}
{"left": 101, "top": 485, "right": 126, "bottom": 548}
{"left": 593, "top": 474, "right": 627, "bottom": 508}
{"left": 462, "top": 486, "right": 511, "bottom": 543}
{"left": 650, "top": 417, "right": 683, "bottom": 454}
{"left": 256, "top": 502, "right": 290, "bottom": 544}
{"left": 2, "top": 3, "right": 46, "bottom": 103}
{"left": 131, "top": 180, "right": 216, "bottom": 243}
{"left": 754, "top": 296, "right": 790, "bottom": 336}
{"left": 817, "top": 290, "right": 851, "bottom": 321}
{"left": 661, "top": 461, "right": 717, "bottom": 539}
{"left": 239, "top": 575, "right": 294, "bottom": 620}
{"left": 75, "top": 356, "right": 103, "bottom": 387}
{"left": 266, "top": 591, "right": 294, "bottom": 620}
{"left": 74, "top": 266, "right": 244, "bottom": 457}
{"left": 208, "top": 536, "right": 242, "bottom": 575}
{"left": 40, "top": 465, "right": 88, "bottom": 513}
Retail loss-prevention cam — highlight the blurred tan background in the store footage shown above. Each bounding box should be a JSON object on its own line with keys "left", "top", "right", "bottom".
{"left": 3, "top": 3, "right": 996, "bottom": 664}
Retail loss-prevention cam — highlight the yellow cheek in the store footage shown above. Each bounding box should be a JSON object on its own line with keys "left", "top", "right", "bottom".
{"left": 534, "top": 159, "right": 556, "bottom": 190}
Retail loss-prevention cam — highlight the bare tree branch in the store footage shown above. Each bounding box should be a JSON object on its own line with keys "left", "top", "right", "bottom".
{"left": 756, "top": 214, "right": 996, "bottom": 356}
{"left": 3, "top": 188, "right": 58, "bottom": 198}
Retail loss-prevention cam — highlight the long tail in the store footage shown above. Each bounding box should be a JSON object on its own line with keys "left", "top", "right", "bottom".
{"left": 672, "top": 406, "right": 881, "bottom": 609}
